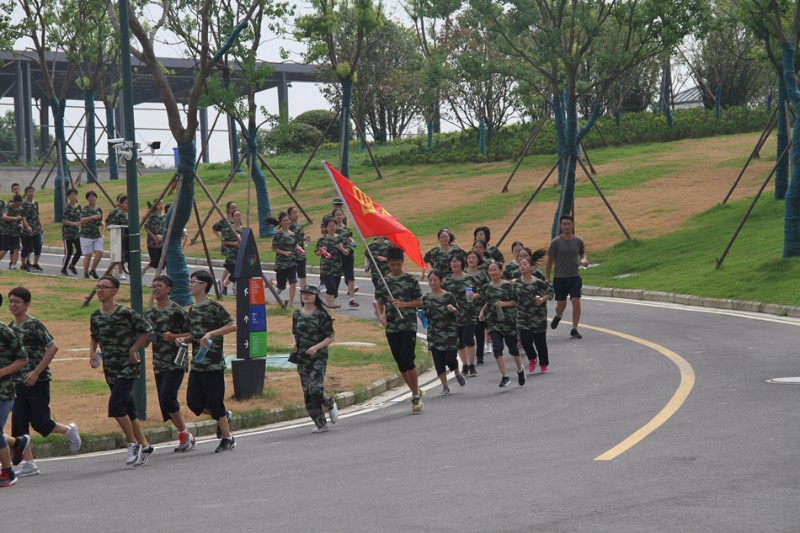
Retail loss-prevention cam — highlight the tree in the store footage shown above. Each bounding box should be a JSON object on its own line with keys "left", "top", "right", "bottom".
{"left": 473, "top": 0, "right": 708, "bottom": 237}
{"left": 295, "top": 0, "right": 383, "bottom": 178}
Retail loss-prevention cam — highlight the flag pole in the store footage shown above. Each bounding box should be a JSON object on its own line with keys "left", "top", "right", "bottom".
{"left": 323, "top": 162, "right": 403, "bottom": 319}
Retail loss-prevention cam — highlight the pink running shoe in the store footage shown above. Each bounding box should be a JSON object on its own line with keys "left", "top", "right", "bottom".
{"left": 528, "top": 359, "right": 537, "bottom": 373}
{"left": 540, "top": 365, "right": 549, "bottom": 374}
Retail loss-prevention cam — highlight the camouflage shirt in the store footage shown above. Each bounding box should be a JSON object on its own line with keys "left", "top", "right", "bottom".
{"left": 423, "top": 245, "right": 462, "bottom": 276}
{"left": 106, "top": 207, "right": 128, "bottom": 227}
{"left": 9, "top": 316, "right": 54, "bottom": 382}
{"left": 144, "top": 302, "right": 189, "bottom": 374}
{"left": 0, "top": 203, "right": 23, "bottom": 237}
{"left": 289, "top": 222, "right": 307, "bottom": 261}
{"left": 367, "top": 239, "right": 393, "bottom": 301}
{"left": 80, "top": 206, "right": 103, "bottom": 239}
{"left": 316, "top": 234, "right": 344, "bottom": 277}
{"left": 272, "top": 230, "right": 297, "bottom": 270}
{"left": 485, "top": 244, "right": 505, "bottom": 264}
{"left": 482, "top": 280, "right": 517, "bottom": 336}
{"left": 443, "top": 272, "right": 479, "bottom": 326}
{"left": 380, "top": 272, "right": 423, "bottom": 333}
{"left": 0, "top": 323, "right": 26, "bottom": 400}
{"left": 422, "top": 292, "right": 459, "bottom": 351}
{"left": 21, "top": 200, "right": 42, "bottom": 235}
{"left": 503, "top": 261, "right": 521, "bottom": 281}
{"left": 514, "top": 277, "right": 555, "bottom": 333}
{"left": 144, "top": 211, "right": 166, "bottom": 248}
{"left": 90, "top": 305, "right": 152, "bottom": 385}
{"left": 187, "top": 299, "right": 234, "bottom": 373}
{"left": 292, "top": 307, "right": 334, "bottom": 365}
{"left": 465, "top": 267, "right": 490, "bottom": 310}
{"left": 336, "top": 225, "right": 354, "bottom": 252}
{"left": 62, "top": 202, "right": 82, "bottom": 239}
{"left": 213, "top": 219, "right": 241, "bottom": 260}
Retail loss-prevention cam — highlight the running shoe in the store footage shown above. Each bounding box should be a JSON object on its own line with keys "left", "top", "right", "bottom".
{"left": 32, "top": 264, "right": 43, "bottom": 272}
{"left": 499, "top": 376, "right": 511, "bottom": 388}
{"left": 440, "top": 387, "right": 450, "bottom": 396}
{"left": 222, "top": 283, "right": 228, "bottom": 296}
{"left": 89, "top": 270, "right": 99, "bottom": 279}
{"left": 0, "top": 469, "right": 17, "bottom": 487}
{"left": 126, "top": 443, "right": 141, "bottom": 465}
{"left": 14, "top": 461, "right": 39, "bottom": 477}
{"left": 20, "top": 264, "right": 30, "bottom": 272}
{"left": 216, "top": 410, "right": 232, "bottom": 439}
{"left": 551, "top": 314, "right": 562, "bottom": 329}
{"left": 570, "top": 328, "right": 583, "bottom": 339}
{"left": 353, "top": 285, "right": 359, "bottom": 293}
{"left": 312, "top": 425, "right": 329, "bottom": 433}
{"left": 9, "top": 265, "right": 17, "bottom": 270}
{"left": 462, "top": 363, "right": 469, "bottom": 375}
{"left": 216, "top": 280, "right": 222, "bottom": 294}
{"left": 120, "top": 273, "right": 127, "bottom": 280}
{"left": 65, "top": 422, "right": 82, "bottom": 453}
{"left": 84, "top": 273, "right": 90, "bottom": 279}
{"left": 174, "top": 430, "right": 196, "bottom": 452}
{"left": 329, "top": 400, "right": 339, "bottom": 424}
{"left": 348, "top": 298, "right": 360, "bottom": 308}
{"left": 517, "top": 369, "right": 526, "bottom": 386}
{"left": 215, "top": 437, "right": 236, "bottom": 452}
{"left": 69, "top": 265, "right": 78, "bottom": 275}
{"left": 11, "top": 435, "right": 29, "bottom": 466}
{"left": 60, "top": 267, "right": 69, "bottom": 276}
{"left": 134, "top": 445, "right": 154, "bottom": 466}
{"left": 411, "top": 389, "right": 425, "bottom": 413}
{"left": 456, "top": 373, "right": 466, "bottom": 387}
{"left": 528, "top": 359, "right": 537, "bottom": 373}
{"left": 540, "top": 365, "right": 549, "bottom": 374}
{"left": 469, "top": 365, "right": 477, "bottom": 377}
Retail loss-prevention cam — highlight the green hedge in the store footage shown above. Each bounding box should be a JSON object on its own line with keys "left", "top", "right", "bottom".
{"left": 371, "top": 107, "right": 770, "bottom": 166}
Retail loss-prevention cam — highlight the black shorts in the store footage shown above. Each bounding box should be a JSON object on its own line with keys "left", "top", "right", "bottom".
{"left": 490, "top": 332, "right": 520, "bottom": 358}
{"left": 21, "top": 234, "right": 42, "bottom": 256}
{"left": 386, "top": 330, "right": 417, "bottom": 372}
{"left": 186, "top": 370, "right": 227, "bottom": 420}
{"left": 107, "top": 378, "right": 138, "bottom": 419}
{"left": 275, "top": 266, "right": 298, "bottom": 290}
{"left": 342, "top": 251, "right": 355, "bottom": 283}
{"left": 12, "top": 380, "right": 56, "bottom": 437}
{"left": 321, "top": 274, "right": 341, "bottom": 299}
{"left": 296, "top": 257, "right": 307, "bottom": 279}
{"left": 457, "top": 324, "right": 476, "bottom": 349}
{"left": 430, "top": 348, "right": 459, "bottom": 376}
{"left": 223, "top": 260, "right": 237, "bottom": 282}
{"left": 554, "top": 276, "right": 582, "bottom": 301}
{"left": 148, "top": 245, "right": 163, "bottom": 268}
{"left": 1, "top": 234, "right": 20, "bottom": 252}
{"left": 155, "top": 369, "right": 185, "bottom": 422}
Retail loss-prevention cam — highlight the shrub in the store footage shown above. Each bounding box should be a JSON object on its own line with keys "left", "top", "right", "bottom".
{"left": 293, "top": 109, "right": 344, "bottom": 144}
{"left": 263, "top": 122, "right": 324, "bottom": 155}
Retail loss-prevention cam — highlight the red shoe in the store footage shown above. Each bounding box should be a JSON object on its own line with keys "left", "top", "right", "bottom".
{"left": 0, "top": 469, "right": 17, "bottom": 487}
{"left": 528, "top": 359, "right": 537, "bottom": 373}
{"left": 540, "top": 365, "right": 549, "bottom": 374}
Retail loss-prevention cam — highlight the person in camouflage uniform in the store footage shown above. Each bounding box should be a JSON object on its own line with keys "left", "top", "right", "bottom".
{"left": 79, "top": 191, "right": 104, "bottom": 280}
{"left": 89, "top": 276, "right": 155, "bottom": 466}
{"left": 288, "top": 206, "right": 310, "bottom": 290}
{"left": 514, "top": 257, "right": 555, "bottom": 375}
{"left": 502, "top": 241, "right": 525, "bottom": 281}
{"left": 443, "top": 251, "right": 479, "bottom": 377}
{"left": 212, "top": 211, "right": 243, "bottom": 295}
{"left": 181, "top": 270, "right": 237, "bottom": 453}
{"left": 0, "top": 194, "right": 27, "bottom": 270}
{"left": 315, "top": 218, "right": 349, "bottom": 308}
{"left": 367, "top": 235, "right": 392, "bottom": 308}
{"left": 141, "top": 199, "right": 166, "bottom": 277}
{"left": 376, "top": 247, "right": 425, "bottom": 412}
{"left": 479, "top": 262, "right": 526, "bottom": 388}
{"left": 270, "top": 212, "right": 298, "bottom": 305}
{"left": 61, "top": 188, "right": 83, "bottom": 276}
{"left": 465, "top": 250, "right": 490, "bottom": 365}
{"left": 0, "top": 302, "right": 28, "bottom": 488}
{"left": 8, "top": 287, "right": 81, "bottom": 477}
{"left": 334, "top": 208, "right": 360, "bottom": 308}
{"left": 474, "top": 226, "right": 505, "bottom": 264}
{"left": 105, "top": 194, "right": 129, "bottom": 279}
{"left": 144, "top": 275, "right": 195, "bottom": 452}
{"left": 20, "top": 186, "right": 43, "bottom": 272}
{"left": 422, "top": 270, "right": 466, "bottom": 396}
{"left": 422, "top": 228, "right": 461, "bottom": 279}
{"left": 292, "top": 286, "right": 338, "bottom": 433}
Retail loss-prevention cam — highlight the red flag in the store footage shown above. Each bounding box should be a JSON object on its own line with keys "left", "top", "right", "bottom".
{"left": 324, "top": 161, "right": 425, "bottom": 268}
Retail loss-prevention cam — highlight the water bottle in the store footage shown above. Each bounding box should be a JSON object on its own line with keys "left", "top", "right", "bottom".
{"left": 91, "top": 352, "right": 103, "bottom": 369}
{"left": 174, "top": 342, "right": 188, "bottom": 366}
{"left": 417, "top": 309, "right": 429, "bottom": 329}
{"left": 465, "top": 287, "right": 474, "bottom": 302}
{"left": 496, "top": 304, "right": 505, "bottom": 320}
{"left": 320, "top": 247, "right": 332, "bottom": 259}
{"left": 295, "top": 245, "right": 305, "bottom": 256}
{"left": 194, "top": 339, "right": 212, "bottom": 364}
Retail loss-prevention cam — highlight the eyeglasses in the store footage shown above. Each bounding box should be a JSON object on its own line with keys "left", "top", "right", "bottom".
{"left": 95, "top": 285, "right": 116, "bottom": 291}
{"left": 8, "top": 299, "right": 26, "bottom": 305}
{"left": 151, "top": 284, "right": 167, "bottom": 290}
{"left": 189, "top": 280, "right": 205, "bottom": 284}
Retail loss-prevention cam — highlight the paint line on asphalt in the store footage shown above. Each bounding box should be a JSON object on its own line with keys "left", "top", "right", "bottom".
{"left": 586, "top": 323, "right": 695, "bottom": 461}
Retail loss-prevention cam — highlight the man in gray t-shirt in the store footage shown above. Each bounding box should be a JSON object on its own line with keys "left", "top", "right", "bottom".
{"left": 545, "top": 214, "right": 589, "bottom": 339}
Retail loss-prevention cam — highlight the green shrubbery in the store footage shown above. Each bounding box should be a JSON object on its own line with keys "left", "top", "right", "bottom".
{"left": 372, "top": 107, "right": 771, "bottom": 166}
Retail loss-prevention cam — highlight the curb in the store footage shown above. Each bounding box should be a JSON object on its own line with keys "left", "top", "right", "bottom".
{"left": 32, "top": 354, "right": 432, "bottom": 458}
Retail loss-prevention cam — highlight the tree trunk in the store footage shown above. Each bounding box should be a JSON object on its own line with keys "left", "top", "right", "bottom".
{"left": 339, "top": 80, "right": 353, "bottom": 178}
{"left": 781, "top": 43, "right": 800, "bottom": 257}
{"left": 84, "top": 91, "right": 98, "bottom": 184}
{"left": 105, "top": 103, "right": 119, "bottom": 181}
{"left": 776, "top": 74, "right": 789, "bottom": 200}
{"left": 426, "top": 121, "right": 433, "bottom": 150}
{"left": 229, "top": 114, "right": 240, "bottom": 175}
{"left": 247, "top": 119, "right": 274, "bottom": 238}
{"left": 50, "top": 98, "right": 68, "bottom": 222}
{"left": 164, "top": 141, "right": 198, "bottom": 306}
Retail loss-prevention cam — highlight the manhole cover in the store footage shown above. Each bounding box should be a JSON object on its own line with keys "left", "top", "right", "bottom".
{"left": 766, "top": 377, "right": 800, "bottom": 384}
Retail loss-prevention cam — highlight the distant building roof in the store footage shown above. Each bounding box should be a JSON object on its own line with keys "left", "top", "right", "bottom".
{"left": 674, "top": 86, "right": 703, "bottom": 105}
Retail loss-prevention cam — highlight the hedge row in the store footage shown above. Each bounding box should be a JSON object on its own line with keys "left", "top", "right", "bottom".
{"left": 370, "top": 107, "right": 771, "bottom": 166}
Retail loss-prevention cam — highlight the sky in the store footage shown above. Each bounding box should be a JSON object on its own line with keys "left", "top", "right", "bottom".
{"left": 2, "top": 0, "right": 420, "bottom": 167}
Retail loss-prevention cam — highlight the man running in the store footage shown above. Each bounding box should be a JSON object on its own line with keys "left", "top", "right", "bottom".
{"left": 0, "top": 195, "right": 29, "bottom": 270}
{"left": 545, "top": 214, "right": 589, "bottom": 339}
{"left": 0, "top": 294, "right": 28, "bottom": 487}
{"left": 20, "top": 186, "right": 43, "bottom": 272}
{"left": 80, "top": 191, "right": 104, "bottom": 279}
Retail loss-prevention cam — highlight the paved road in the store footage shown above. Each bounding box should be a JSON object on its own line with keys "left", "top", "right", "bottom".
{"left": 5, "top": 254, "right": 800, "bottom": 531}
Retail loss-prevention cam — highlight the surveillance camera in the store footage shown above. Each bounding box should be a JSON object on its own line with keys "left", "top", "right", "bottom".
{"left": 108, "top": 137, "right": 125, "bottom": 145}
{"left": 117, "top": 147, "right": 134, "bottom": 163}
{"left": 147, "top": 141, "right": 161, "bottom": 150}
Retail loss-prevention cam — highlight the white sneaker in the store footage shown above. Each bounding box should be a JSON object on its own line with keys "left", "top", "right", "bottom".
{"left": 15, "top": 461, "right": 39, "bottom": 477}
{"left": 65, "top": 422, "right": 81, "bottom": 453}
{"left": 126, "top": 443, "right": 140, "bottom": 465}
{"left": 120, "top": 274, "right": 127, "bottom": 280}
{"left": 312, "top": 425, "right": 329, "bottom": 433}
{"left": 329, "top": 400, "right": 339, "bottom": 424}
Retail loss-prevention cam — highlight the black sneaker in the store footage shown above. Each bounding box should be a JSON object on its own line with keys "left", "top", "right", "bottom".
{"left": 20, "top": 264, "right": 30, "bottom": 272}
{"left": 216, "top": 410, "right": 232, "bottom": 439}
{"left": 61, "top": 267, "right": 69, "bottom": 276}
{"left": 499, "top": 376, "right": 511, "bottom": 388}
{"left": 69, "top": 265, "right": 78, "bottom": 275}
{"left": 89, "top": 270, "right": 99, "bottom": 279}
{"left": 469, "top": 365, "right": 477, "bottom": 377}
{"left": 551, "top": 314, "right": 562, "bottom": 330}
{"left": 570, "top": 328, "right": 583, "bottom": 339}
{"left": 84, "top": 273, "right": 90, "bottom": 279}
{"left": 462, "top": 364, "right": 469, "bottom": 375}
{"left": 215, "top": 437, "right": 236, "bottom": 453}
{"left": 456, "top": 373, "right": 466, "bottom": 387}
{"left": 32, "top": 264, "right": 43, "bottom": 271}
{"left": 477, "top": 358, "right": 485, "bottom": 366}
{"left": 517, "top": 369, "right": 526, "bottom": 386}
{"left": 12, "top": 435, "right": 30, "bottom": 466}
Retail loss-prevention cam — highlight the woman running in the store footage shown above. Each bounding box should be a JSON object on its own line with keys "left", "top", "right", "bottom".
{"left": 473, "top": 226, "right": 505, "bottom": 264}
{"left": 422, "top": 228, "right": 461, "bottom": 279}
{"left": 142, "top": 199, "right": 166, "bottom": 277}
{"left": 270, "top": 211, "right": 298, "bottom": 306}
{"left": 422, "top": 270, "right": 466, "bottom": 395}
{"left": 515, "top": 256, "right": 554, "bottom": 373}
{"left": 465, "top": 250, "right": 490, "bottom": 365}
{"left": 479, "top": 261, "right": 525, "bottom": 388}
{"left": 288, "top": 206, "right": 310, "bottom": 290}
{"left": 443, "top": 251, "right": 479, "bottom": 377}
{"left": 334, "top": 208, "right": 359, "bottom": 308}
{"left": 502, "top": 241, "right": 525, "bottom": 281}
{"left": 61, "top": 188, "right": 82, "bottom": 276}
{"left": 315, "top": 218, "right": 349, "bottom": 309}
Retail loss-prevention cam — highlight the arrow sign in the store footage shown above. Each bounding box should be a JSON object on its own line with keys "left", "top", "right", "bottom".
{"left": 243, "top": 315, "right": 249, "bottom": 324}
{"left": 244, "top": 340, "right": 249, "bottom": 349}
{"left": 244, "top": 288, "right": 249, "bottom": 296}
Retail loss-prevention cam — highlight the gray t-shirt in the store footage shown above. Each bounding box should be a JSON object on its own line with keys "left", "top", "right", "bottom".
{"left": 548, "top": 235, "right": 585, "bottom": 279}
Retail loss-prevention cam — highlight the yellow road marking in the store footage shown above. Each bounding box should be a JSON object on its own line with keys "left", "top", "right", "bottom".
{"left": 582, "top": 324, "right": 696, "bottom": 461}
